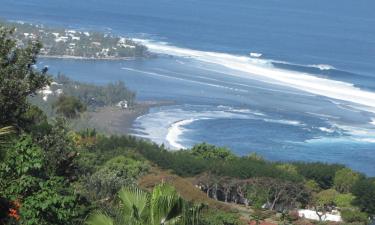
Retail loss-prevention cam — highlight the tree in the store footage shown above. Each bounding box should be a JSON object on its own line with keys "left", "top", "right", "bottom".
{"left": 334, "top": 168, "right": 361, "bottom": 193}
{"left": 247, "top": 152, "right": 264, "bottom": 161}
{"left": 0, "top": 26, "right": 50, "bottom": 129}
{"left": 53, "top": 95, "right": 86, "bottom": 118}
{"left": 334, "top": 193, "right": 355, "bottom": 208}
{"left": 191, "top": 143, "right": 235, "bottom": 160}
{"left": 352, "top": 178, "right": 375, "bottom": 215}
{"left": 0, "top": 135, "right": 85, "bottom": 225}
{"left": 34, "top": 119, "right": 79, "bottom": 179}
{"left": 86, "top": 183, "right": 203, "bottom": 225}
{"left": 341, "top": 209, "right": 369, "bottom": 224}
{"left": 304, "top": 180, "right": 321, "bottom": 193}
{"left": 81, "top": 156, "right": 149, "bottom": 202}
{"left": 294, "top": 162, "right": 344, "bottom": 189}
{"left": 0, "top": 126, "right": 15, "bottom": 161}
{"left": 312, "top": 189, "right": 338, "bottom": 221}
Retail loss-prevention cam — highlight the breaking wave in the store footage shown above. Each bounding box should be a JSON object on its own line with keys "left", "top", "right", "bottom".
{"left": 133, "top": 39, "right": 375, "bottom": 113}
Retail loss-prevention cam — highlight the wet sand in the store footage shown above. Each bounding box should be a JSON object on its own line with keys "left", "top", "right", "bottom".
{"left": 88, "top": 100, "right": 174, "bottom": 135}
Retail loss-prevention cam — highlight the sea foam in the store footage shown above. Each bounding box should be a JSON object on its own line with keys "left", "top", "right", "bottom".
{"left": 166, "top": 119, "right": 198, "bottom": 149}
{"left": 309, "top": 64, "right": 336, "bottom": 71}
{"left": 133, "top": 39, "right": 375, "bottom": 113}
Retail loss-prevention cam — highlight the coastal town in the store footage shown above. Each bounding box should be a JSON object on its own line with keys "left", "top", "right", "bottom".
{"left": 1, "top": 21, "right": 148, "bottom": 59}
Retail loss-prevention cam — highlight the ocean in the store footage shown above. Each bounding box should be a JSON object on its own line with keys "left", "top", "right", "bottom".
{"left": 1, "top": 0, "right": 375, "bottom": 175}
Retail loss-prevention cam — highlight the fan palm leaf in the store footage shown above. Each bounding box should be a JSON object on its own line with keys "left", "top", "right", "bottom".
{"left": 86, "top": 212, "right": 114, "bottom": 225}
{"left": 0, "top": 126, "right": 14, "bottom": 143}
{"left": 118, "top": 186, "right": 149, "bottom": 224}
{"left": 150, "top": 183, "right": 185, "bottom": 225}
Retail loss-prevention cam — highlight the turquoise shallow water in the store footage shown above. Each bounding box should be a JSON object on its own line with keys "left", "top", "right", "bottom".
{"left": 1, "top": 0, "right": 375, "bottom": 175}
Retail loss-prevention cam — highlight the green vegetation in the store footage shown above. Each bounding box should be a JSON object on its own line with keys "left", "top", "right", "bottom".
{"left": 29, "top": 74, "right": 136, "bottom": 121}
{"left": 0, "top": 26, "right": 50, "bottom": 129}
{"left": 341, "top": 209, "right": 369, "bottom": 224}
{"left": 200, "top": 210, "right": 242, "bottom": 225}
{"left": 53, "top": 95, "right": 86, "bottom": 118}
{"left": 1, "top": 24, "right": 375, "bottom": 225}
{"left": 87, "top": 183, "right": 203, "bottom": 225}
{"left": 55, "top": 74, "right": 136, "bottom": 108}
{"left": 191, "top": 142, "right": 235, "bottom": 160}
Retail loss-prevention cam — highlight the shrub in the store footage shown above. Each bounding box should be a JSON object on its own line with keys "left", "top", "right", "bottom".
{"left": 200, "top": 209, "right": 242, "bottom": 225}
{"left": 341, "top": 209, "right": 368, "bottom": 224}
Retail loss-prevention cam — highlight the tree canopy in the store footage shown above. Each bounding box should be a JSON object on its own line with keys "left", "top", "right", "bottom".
{"left": 0, "top": 27, "right": 50, "bottom": 129}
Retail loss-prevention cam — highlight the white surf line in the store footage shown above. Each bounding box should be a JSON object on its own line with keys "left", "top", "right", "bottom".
{"left": 193, "top": 65, "right": 316, "bottom": 97}
{"left": 121, "top": 67, "right": 248, "bottom": 93}
{"left": 165, "top": 119, "right": 196, "bottom": 149}
{"left": 134, "top": 39, "right": 375, "bottom": 113}
{"left": 155, "top": 65, "right": 315, "bottom": 97}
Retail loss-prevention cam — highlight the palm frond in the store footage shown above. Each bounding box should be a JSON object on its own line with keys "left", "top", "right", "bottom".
{"left": 0, "top": 126, "right": 14, "bottom": 136}
{"left": 151, "top": 183, "right": 185, "bottom": 225}
{"left": 118, "top": 186, "right": 149, "bottom": 224}
{"left": 86, "top": 212, "right": 114, "bottom": 225}
{"left": 0, "top": 126, "right": 15, "bottom": 144}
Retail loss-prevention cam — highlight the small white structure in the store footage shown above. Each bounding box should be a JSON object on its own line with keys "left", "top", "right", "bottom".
{"left": 117, "top": 100, "right": 128, "bottom": 109}
{"left": 298, "top": 209, "right": 342, "bottom": 222}
{"left": 38, "top": 82, "right": 63, "bottom": 101}
{"left": 55, "top": 36, "right": 68, "bottom": 42}
{"left": 118, "top": 38, "right": 136, "bottom": 48}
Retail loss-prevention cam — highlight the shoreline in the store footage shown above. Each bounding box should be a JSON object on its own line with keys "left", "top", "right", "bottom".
{"left": 39, "top": 55, "right": 148, "bottom": 61}
{"left": 88, "top": 100, "right": 174, "bottom": 135}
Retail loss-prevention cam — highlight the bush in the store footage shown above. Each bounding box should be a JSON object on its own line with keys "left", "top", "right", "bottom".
{"left": 80, "top": 155, "right": 149, "bottom": 201}
{"left": 200, "top": 210, "right": 242, "bottom": 225}
{"left": 341, "top": 209, "right": 368, "bottom": 224}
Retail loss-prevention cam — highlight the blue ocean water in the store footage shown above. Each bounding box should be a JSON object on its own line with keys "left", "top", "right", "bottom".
{"left": 1, "top": 0, "right": 375, "bottom": 175}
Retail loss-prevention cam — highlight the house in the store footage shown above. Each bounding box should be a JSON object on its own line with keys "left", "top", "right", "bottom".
{"left": 117, "top": 100, "right": 128, "bottom": 109}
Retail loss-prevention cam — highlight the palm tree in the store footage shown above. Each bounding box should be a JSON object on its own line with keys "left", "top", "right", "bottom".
{"left": 86, "top": 183, "right": 203, "bottom": 225}
{"left": 0, "top": 126, "right": 14, "bottom": 160}
{"left": 0, "top": 126, "right": 14, "bottom": 142}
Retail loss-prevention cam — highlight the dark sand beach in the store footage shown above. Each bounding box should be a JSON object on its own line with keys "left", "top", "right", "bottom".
{"left": 88, "top": 100, "right": 174, "bottom": 135}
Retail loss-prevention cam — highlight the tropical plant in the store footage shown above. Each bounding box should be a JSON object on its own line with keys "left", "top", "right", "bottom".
{"left": 334, "top": 168, "right": 361, "bottom": 193}
{"left": 86, "top": 183, "right": 203, "bottom": 225}
{"left": 191, "top": 142, "right": 235, "bottom": 160}
{"left": 53, "top": 95, "right": 86, "bottom": 119}
{"left": 0, "top": 126, "right": 14, "bottom": 139}
{"left": 0, "top": 26, "right": 50, "bottom": 129}
{"left": 0, "top": 126, "right": 15, "bottom": 160}
{"left": 0, "top": 135, "right": 85, "bottom": 225}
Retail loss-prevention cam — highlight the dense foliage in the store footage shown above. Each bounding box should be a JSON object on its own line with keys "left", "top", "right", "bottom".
{"left": 86, "top": 183, "right": 204, "bottom": 225}
{"left": 55, "top": 74, "right": 136, "bottom": 107}
{"left": 0, "top": 26, "right": 50, "bottom": 129}
{"left": 53, "top": 95, "right": 86, "bottom": 118}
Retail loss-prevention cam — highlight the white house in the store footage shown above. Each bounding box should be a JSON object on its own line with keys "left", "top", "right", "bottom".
{"left": 116, "top": 100, "right": 128, "bottom": 109}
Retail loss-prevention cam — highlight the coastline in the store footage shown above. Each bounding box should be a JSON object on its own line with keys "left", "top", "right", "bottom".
{"left": 88, "top": 100, "right": 174, "bottom": 135}
{"left": 39, "top": 55, "right": 148, "bottom": 61}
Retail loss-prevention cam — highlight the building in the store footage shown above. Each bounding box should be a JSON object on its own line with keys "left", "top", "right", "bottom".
{"left": 117, "top": 100, "right": 128, "bottom": 109}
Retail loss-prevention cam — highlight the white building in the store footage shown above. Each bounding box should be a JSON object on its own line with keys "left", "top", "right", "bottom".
{"left": 117, "top": 100, "right": 128, "bottom": 109}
